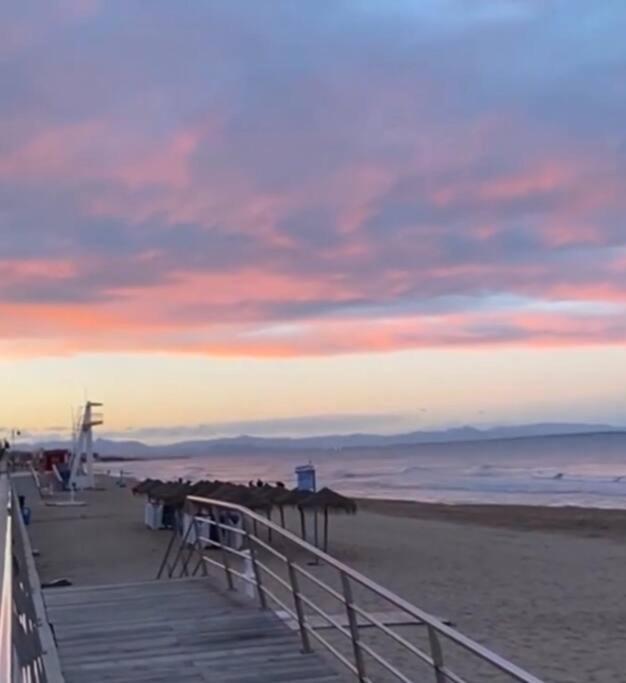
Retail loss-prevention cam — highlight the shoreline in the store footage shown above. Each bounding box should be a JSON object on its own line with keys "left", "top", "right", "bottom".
{"left": 356, "top": 497, "right": 626, "bottom": 540}
{"left": 101, "top": 470, "right": 626, "bottom": 541}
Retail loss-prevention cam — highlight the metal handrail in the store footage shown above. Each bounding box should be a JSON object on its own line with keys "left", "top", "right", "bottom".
{"left": 0, "top": 467, "right": 64, "bottom": 683}
{"left": 0, "top": 470, "right": 12, "bottom": 682}
{"left": 158, "top": 495, "right": 545, "bottom": 683}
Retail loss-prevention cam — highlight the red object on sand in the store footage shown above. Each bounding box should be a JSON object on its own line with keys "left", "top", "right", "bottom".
{"left": 42, "top": 449, "right": 69, "bottom": 472}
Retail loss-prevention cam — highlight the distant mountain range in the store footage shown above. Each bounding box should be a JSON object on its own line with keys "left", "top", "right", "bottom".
{"left": 26, "top": 422, "right": 626, "bottom": 458}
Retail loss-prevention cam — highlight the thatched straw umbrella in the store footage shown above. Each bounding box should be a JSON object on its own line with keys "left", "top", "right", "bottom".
{"left": 272, "top": 488, "right": 313, "bottom": 540}
{"left": 189, "top": 480, "right": 223, "bottom": 501}
{"left": 210, "top": 483, "right": 248, "bottom": 505}
{"left": 259, "top": 486, "right": 289, "bottom": 528}
{"left": 244, "top": 486, "right": 283, "bottom": 541}
{"left": 143, "top": 481, "right": 191, "bottom": 528}
{"left": 131, "top": 478, "right": 149, "bottom": 495}
{"left": 194, "top": 482, "right": 264, "bottom": 512}
{"left": 132, "top": 478, "right": 162, "bottom": 495}
{"left": 159, "top": 482, "right": 193, "bottom": 509}
{"left": 201, "top": 483, "right": 271, "bottom": 543}
{"left": 145, "top": 481, "right": 175, "bottom": 502}
{"left": 188, "top": 480, "right": 212, "bottom": 495}
{"left": 299, "top": 488, "right": 357, "bottom": 552}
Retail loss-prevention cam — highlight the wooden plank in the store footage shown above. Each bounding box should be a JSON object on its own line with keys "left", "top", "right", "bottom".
{"left": 44, "top": 576, "right": 209, "bottom": 595}
{"left": 50, "top": 578, "right": 342, "bottom": 683}
{"left": 55, "top": 618, "right": 286, "bottom": 642}
{"left": 45, "top": 585, "right": 221, "bottom": 607}
{"left": 58, "top": 632, "right": 298, "bottom": 662}
{"left": 61, "top": 638, "right": 301, "bottom": 670}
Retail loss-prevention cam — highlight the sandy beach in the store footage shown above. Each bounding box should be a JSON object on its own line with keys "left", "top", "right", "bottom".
{"left": 16, "top": 475, "right": 626, "bottom": 683}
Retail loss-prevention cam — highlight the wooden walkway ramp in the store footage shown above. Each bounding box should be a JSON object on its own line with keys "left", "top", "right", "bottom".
{"left": 44, "top": 578, "right": 342, "bottom": 683}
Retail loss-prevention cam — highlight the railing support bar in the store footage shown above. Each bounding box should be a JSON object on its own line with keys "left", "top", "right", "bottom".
{"left": 340, "top": 571, "right": 367, "bottom": 683}
{"left": 287, "top": 560, "right": 311, "bottom": 654}
{"left": 179, "top": 515, "right": 205, "bottom": 578}
{"left": 428, "top": 625, "right": 447, "bottom": 683}
{"left": 156, "top": 525, "right": 178, "bottom": 579}
{"left": 242, "top": 517, "right": 266, "bottom": 609}
{"left": 212, "top": 505, "right": 235, "bottom": 591}
{"left": 167, "top": 515, "right": 193, "bottom": 578}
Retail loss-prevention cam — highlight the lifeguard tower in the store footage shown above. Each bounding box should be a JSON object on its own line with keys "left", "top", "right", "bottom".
{"left": 295, "top": 462, "right": 316, "bottom": 492}
{"left": 68, "top": 401, "right": 103, "bottom": 490}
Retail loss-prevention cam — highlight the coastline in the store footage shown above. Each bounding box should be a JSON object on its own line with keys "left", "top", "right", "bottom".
{"left": 103, "top": 468, "right": 626, "bottom": 540}
{"left": 356, "top": 497, "right": 626, "bottom": 541}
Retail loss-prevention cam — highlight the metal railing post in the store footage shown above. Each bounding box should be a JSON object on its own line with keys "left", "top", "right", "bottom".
{"left": 340, "top": 571, "right": 367, "bottom": 683}
{"left": 211, "top": 505, "right": 235, "bottom": 591}
{"left": 287, "top": 559, "right": 311, "bottom": 654}
{"left": 0, "top": 475, "right": 12, "bottom": 683}
{"left": 427, "top": 625, "right": 447, "bottom": 683}
{"left": 191, "top": 516, "right": 209, "bottom": 577}
{"left": 180, "top": 515, "right": 205, "bottom": 578}
{"left": 242, "top": 516, "right": 266, "bottom": 609}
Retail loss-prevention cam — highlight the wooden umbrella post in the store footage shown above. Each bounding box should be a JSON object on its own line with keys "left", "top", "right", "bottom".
{"left": 299, "top": 506, "right": 306, "bottom": 541}
{"left": 323, "top": 507, "right": 329, "bottom": 553}
{"left": 298, "top": 488, "right": 357, "bottom": 556}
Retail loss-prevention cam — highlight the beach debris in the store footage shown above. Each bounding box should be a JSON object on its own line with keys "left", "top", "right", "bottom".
{"left": 42, "top": 578, "right": 72, "bottom": 588}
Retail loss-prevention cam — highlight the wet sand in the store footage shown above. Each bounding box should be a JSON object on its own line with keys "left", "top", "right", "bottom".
{"left": 356, "top": 497, "right": 626, "bottom": 540}
{"left": 16, "top": 475, "right": 626, "bottom": 682}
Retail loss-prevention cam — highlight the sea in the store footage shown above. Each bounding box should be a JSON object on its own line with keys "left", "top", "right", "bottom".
{"left": 96, "top": 433, "right": 626, "bottom": 509}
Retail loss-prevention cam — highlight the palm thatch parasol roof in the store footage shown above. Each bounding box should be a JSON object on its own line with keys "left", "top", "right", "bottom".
{"left": 273, "top": 487, "right": 313, "bottom": 507}
{"left": 132, "top": 478, "right": 162, "bottom": 495}
{"left": 163, "top": 483, "right": 195, "bottom": 507}
{"left": 298, "top": 487, "right": 357, "bottom": 513}
{"left": 197, "top": 483, "right": 268, "bottom": 510}
{"left": 148, "top": 481, "right": 192, "bottom": 507}
{"left": 209, "top": 483, "right": 244, "bottom": 501}
{"left": 189, "top": 480, "right": 222, "bottom": 497}
{"left": 237, "top": 489, "right": 274, "bottom": 511}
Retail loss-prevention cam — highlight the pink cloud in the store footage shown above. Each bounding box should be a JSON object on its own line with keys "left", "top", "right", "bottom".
{"left": 0, "top": 121, "right": 106, "bottom": 180}
{"left": 0, "top": 258, "right": 77, "bottom": 280}
{"left": 2, "top": 288, "right": 625, "bottom": 360}
{"left": 2, "top": 6, "right": 625, "bottom": 363}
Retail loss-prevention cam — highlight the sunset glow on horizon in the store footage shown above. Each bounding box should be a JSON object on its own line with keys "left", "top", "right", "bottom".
{"left": 2, "top": 2, "right": 626, "bottom": 438}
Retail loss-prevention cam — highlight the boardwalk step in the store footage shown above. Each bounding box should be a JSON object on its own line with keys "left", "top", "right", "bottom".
{"left": 49, "top": 578, "right": 343, "bottom": 683}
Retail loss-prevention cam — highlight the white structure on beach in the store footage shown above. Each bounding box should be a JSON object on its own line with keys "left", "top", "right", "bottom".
{"left": 68, "top": 401, "right": 103, "bottom": 490}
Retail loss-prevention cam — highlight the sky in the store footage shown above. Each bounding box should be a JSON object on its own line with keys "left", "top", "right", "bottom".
{"left": 1, "top": 1, "right": 626, "bottom": 441}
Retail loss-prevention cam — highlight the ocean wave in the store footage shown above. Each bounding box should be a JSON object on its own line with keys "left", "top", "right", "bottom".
{"left": 98, "top": 451, "right": 626, "bottom": 509}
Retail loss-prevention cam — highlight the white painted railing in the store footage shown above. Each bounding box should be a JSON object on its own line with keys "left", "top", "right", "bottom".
{"left": 158, "top": 495, "right": 545, "bottom": 683}
{"left": 0, "top": 466, "right": 64, "bottom": 683}
{"left": 0, "top": 470, "right": 13, "bottom": 682}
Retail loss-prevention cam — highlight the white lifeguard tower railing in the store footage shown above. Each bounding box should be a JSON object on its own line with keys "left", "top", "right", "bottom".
{"left": 68, "top": 401, "right": 103, "bottom": 490}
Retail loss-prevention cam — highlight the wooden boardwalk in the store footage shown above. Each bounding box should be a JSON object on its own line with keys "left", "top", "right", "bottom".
{"left": 44, "top": 578, "right": 342, "bottom": 683}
